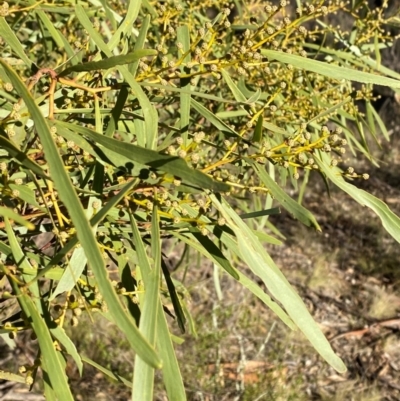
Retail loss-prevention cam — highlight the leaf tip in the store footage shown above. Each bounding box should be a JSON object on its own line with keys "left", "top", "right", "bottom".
{"left": 333, "top": 359, "right": 347, "bottom": 374}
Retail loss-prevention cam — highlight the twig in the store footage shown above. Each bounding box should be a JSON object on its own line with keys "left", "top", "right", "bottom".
{"left": 330, "top": 318, "right": 400, "bottom": 341}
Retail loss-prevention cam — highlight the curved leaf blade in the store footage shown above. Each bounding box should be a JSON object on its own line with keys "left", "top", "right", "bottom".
{"left": 172, "top": 231, "right": 296, "bottom": 330}
{"left": 55, "top": 120, "right": 229, "bottom": 192}
{"left": 210, "top": 194, "right": 346, "bottom": 373}
{"left": 0, "top": 206, "right": 35, "bottom": 230}
{"left": 82, "top": 355, "right": 132, "bottom": 388}
{"left": 262, "top": 50, "right": 400, "bottom": 88}
{"left": 131, "top": 207, "right": 160, "bottom": 401}
{"left": 156, "top": 301, "right": 187, "bottom": 401}
{"left": 251, "top": 162, "right": 321, "bottom": 231}
{"left": 0, "top": 17, "right": 32, "bottom": 67}
{"left": 58, "top": 49, "right": 157, "bottom": 77}
{"left": 221, "top": 69, "right": 248, "bottom": 102}
{"left": 50, "top": 325, "right": 83, "bottom": 376}
{"left": 316, "top": 154, "right": 400, "bottom": 244}
{"left": 0, "top": 135, "right": 48, "bottom": 179}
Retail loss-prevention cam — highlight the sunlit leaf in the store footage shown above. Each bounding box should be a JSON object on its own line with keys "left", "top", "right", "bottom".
{"left": 262, "top": 49, "right": 400, "bottom": 88}
{"left": 58, "top": 50, "right": 157, "bottom": 77}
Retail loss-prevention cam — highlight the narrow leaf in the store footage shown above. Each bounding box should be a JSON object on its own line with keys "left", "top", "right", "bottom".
{"left": 221, "top": 69, "right": 247, "bottom": 102}
{"left": 316, "top": 154, "right": 400, "bottom": 244}
{"left": 251, "top": 161, "right": 321, "bottom": 230}
{"left": 156, "top": 301, "right": 187, "bottom": 401}
{"left": 368, "top": 101, "right": 390, "bottom": 141}
{"left": 58, "top": 50, "right": 157, "bottom": 77}
{"left": 253, "top": 115, "right": 263, "bottom": 143}
{"left": 129, "top": 15, "right": 151, "bottom": 76}
{"left": 0, "top": 370, "right": 25, "bottom": 384}
{"left": 132, "top": 206, "right": 161, "bottom": 401}
{"left": 0, "top": 131, "right": 48, "bottom": 179}
{"left": 82, "top": 355, "right": 132, "bottom": 388}
{"left": 55, "top": 120, "right": 229, "bottom": 192}
{"left": 191, "top": 98, "right": 241, "bottom": 138}
{"left": 161, "top": 259, "right": 186, "bottom": 333}
{"left": 177, "top": 25, "right": 191, "bottom": 146}
{"left": 0, "top": 206, "right": 35, "bottom": 230}
{"left": 210, "top": 195, "right": 346, "bottom": 373}
{"left": 50, "top": 325, "right": 83, "bottom": 376}
{"left": 240, "top": 207, "right": 281, "bottom": 220}
{"left": 173, "top": 231, "right": 295, "bottom": 330}
{"left": 0, "top": 17, "right": 32, "bottom": 67}
{"left": 108, "top": 0, "right": 141, "bottom": 51}
{"left": 262, "top": 50, "right": 400, "bottom": 88}
{"left": 33, "top": 6, "right": 64, "bottom": 48}
{"left": 49, "top": 247, "right": 87, "bottom": 301}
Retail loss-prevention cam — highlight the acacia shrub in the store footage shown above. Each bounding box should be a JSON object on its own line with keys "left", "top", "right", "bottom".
{"left": 0, "top": 0, "right": 400, "bottom": 399}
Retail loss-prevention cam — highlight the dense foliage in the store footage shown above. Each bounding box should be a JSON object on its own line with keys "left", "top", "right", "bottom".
{"left": 0, "top": 0, "right": 400, "bottom": 399}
